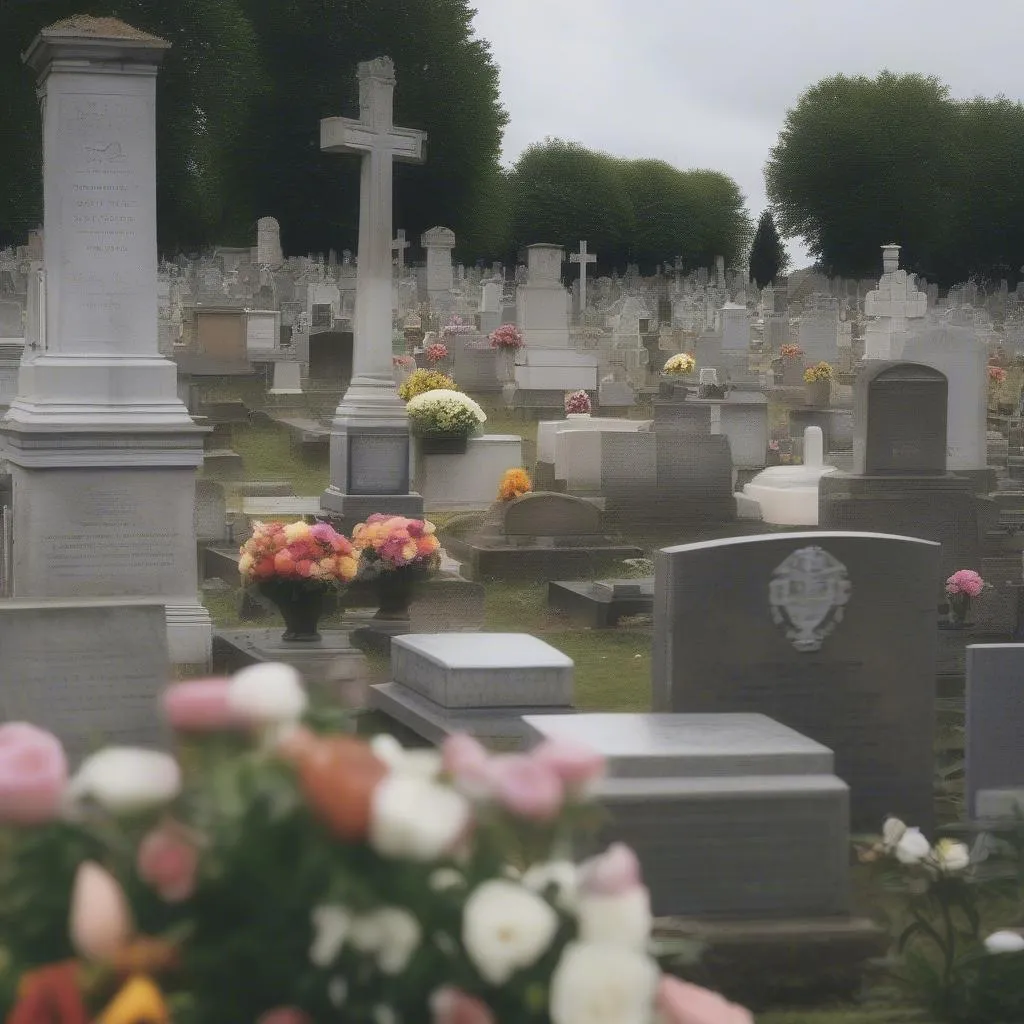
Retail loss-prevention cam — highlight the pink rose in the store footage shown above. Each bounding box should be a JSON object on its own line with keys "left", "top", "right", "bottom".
{"left": 532, "top": 737, "right": 605, "bottom": 789}
{"left": 136, "top": 822, "right": 199, "bottom": 902}
{"left": 430, "top": 987, "right": 496, "bottom": 1024}
{"left": 0, "top": 722, "right": 68, "bottom": 825}
{"left": 162, "top": 678, "right": 248, "bottom": 733}
{"left": 657, "top": 976, "right": 754, "bottom": 1024}
{"left": 490, "top": 754, "right": 563, "bottom": 821}
{"left": 579, "top": 843, "right": 643, "bottom": 896}
{"left": 946, "top": 569, "right": 985, "bottom": 598}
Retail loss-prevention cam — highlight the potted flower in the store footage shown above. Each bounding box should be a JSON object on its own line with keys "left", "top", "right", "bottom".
{"left": 425, "top": 341, "right": 449, "bottom": 368}
{"left": 661, "top": 352, "right": 696, "bottom": 396}
{"left": 239, "top": 519, "right": 359, "bottom": 641}
{"left": 398, "top": 367, "right": 458, "bottom": 401}
{"left": 406, "top": 388, "right": 487, "bottom": 454}
{"left": 564, "top": 389, "right": 592, "bottom": 418}
{"left": 944, "top": 568, "right": 988, "bottom": 628}
{"left": 498, "top": 466, "right": 532, "bottom": 501}
{"left": 489, "top": 323, "right": 525, "bottom": 382}
{"left": 778, "top": 344, "right": 805, "bottom": 386}
{"left": 804, "top": 361, "right": 834, "bottom": 406}
{"left": 351, "top": 513, "right": 442, "bottom": 618}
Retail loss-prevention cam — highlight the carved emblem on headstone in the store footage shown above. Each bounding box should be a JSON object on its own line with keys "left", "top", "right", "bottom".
{"left": 769, "top": 546, "right": 851, "bottom": 652}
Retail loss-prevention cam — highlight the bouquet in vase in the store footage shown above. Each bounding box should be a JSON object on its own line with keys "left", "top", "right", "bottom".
{"left": 662, "top": 353, "right": 695, "bottom": 376}
{"left": 945, "top": 568, "right": 987, "bottom": 626}
{"left": 498, "top": 467, "right": 532, "bottom": 502}
{"left": 564, "top": 390, "right": 591, "bottom": 415}
{"left": 425, "top": 343, "right": 449, "bottom": 365}
{"left": 0, "top": 665, "right": 753, "bottom": 1024}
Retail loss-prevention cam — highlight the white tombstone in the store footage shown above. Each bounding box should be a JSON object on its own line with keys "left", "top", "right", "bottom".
{"left": 863, "top": 244, "right": 927, "bottom": 360}
{"left": 256, "top": 216, "right": 283, "bottom": 267}
{"left": 245, "top": 309, "right": 280, "bottom": 355}
{"left": 719, "top": 301, "right": 751, "bottom": 350}
{"left": 422, "top": 225, "right": 455, "bottom": 302}
{"left": 516, "top": 243, "right": 570, "bottom": 348}
{"left": 319, "top": 57, "right": 427, "bottom": 520}
{"left": 2, "top": 16, "right": 211, "bottom": 668}
{"left": 270, "top": 360, "right": 303, "bottom": 395}
{"left": 479, "top": 278, "right": 502, "bottom": 335}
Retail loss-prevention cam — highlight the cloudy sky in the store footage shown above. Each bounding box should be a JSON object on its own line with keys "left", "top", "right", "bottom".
{"left": 471, "top": 0, "right": 1023, "bottom": 269}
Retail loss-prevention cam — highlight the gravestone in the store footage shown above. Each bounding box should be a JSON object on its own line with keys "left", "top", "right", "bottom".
{"left": 966, "top": 644, "right": 1024, "bottom": 817}
{"left": 307, "top": 330, "right": 353, "bottom": 382}
{"left": 371, "top": 632, "right": 574, "bottom": 745}
{"left": 652, "top": 532, "right": 940, "bottom": 830}
{"left": 523, "top": 713, "right": 849, "bottom": 918}
{"left": 516, "top": 243, "right": 570, "bottom": 348}
{"left": 0, "top": 599, "right": 169, "bottom": 764}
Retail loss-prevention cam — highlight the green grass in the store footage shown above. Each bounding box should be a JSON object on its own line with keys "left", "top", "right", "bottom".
{"left": 208, "top": 422, "right": 330, "bottom": 496}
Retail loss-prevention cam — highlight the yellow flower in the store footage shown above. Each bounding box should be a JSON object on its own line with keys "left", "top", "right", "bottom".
{"left": 95, "top": 975, "right": 169, "bottom": 1024}
{"left": 283, "top": 521, "right": 312, "bottom": 544}
{"left": 498, "top": 468, "right": 533, "bottom": 501}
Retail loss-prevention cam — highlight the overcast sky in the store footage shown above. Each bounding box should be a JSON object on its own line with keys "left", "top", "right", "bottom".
{"left": 471, "top": 0, "right": 1024, "bottom": 269}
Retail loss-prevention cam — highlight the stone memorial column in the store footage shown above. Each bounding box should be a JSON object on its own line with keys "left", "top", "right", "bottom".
{"left": 1, "top": 16, "right": 211, "bottom": 669}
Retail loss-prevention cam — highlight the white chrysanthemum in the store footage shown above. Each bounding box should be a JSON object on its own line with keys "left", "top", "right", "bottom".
{"left": 576, "top": 887, "right": 652, "bottom": 951}
{"left": 984, "top": 930, "right": 1024, "bottom": 954}
{"left": 370, "top": 775, "right": 470, "bottom": 861}
{"left": 67, "top": 747, "right": 181, "bottom": 815}
{"left": 522, "top": 861, "right": 578, "bottom": 912}
{"left": 349, "top": 907, "right": 421, "bottom": 975}
{"left": 548, "top": 942, "right": 659, "bottom": 1024}
{"left": 228, "top": 662, "right": 307, "bottom": 725}
{"left": 933, "top": 838, "right": 971, "bottom": 873}
{"left": 895, "top": 827, "right": 931, "bottom": 865}
{"left": 462, "top": 879, "right": 559, "bottom": 985}
{"left": 310, "top": 905, "right": 352, "bottom": 966}
{"left": 406, "top": 388, "right": 487, "bottom": 435}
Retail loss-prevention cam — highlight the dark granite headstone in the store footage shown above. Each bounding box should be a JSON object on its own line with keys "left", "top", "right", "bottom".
{"left": 501, "top": 492, "right": 602, "bottom": 536}
{"left": 652, "top": 532, "right": 940, "bottom": 830}
{"left": 308, "top": 330, "right": 353, "bottom": 382}
{"left": 856, "top": 362, "right": 947, "bottom": 475}
{"left": 966, "top": 644, "right": 1024, "bottom": 817}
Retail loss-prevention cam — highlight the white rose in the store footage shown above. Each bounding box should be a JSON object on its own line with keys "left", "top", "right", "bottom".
{"left": 371, "top": 734, "right": 442, "bottom": 779}
{"left": 549, "top": 942, "right": 659, "bottom": 1024}
{"left": 310, "top": 904, "right": 351, "bottom": 967}
{"left": 882, "top": 817, "right": 907, "bottom": 849}
{"left": 429, "top": 868, "right": 465, "bottom": 892}
{"left": 349, "top": 907, "right": 421, "bottom": 975}
{"left": 984, "top": 930, "right": 1024, "bottom": 954}
{"left": 576, "top": 887, "right": 651, "bottom": 951}
{"left": 68, "top": 747, "right": 181, "bottom": 814}
{"left": 228, "top": 662, "right": 307, "bottom": 725}
{"left": 895, "top": 827, "right": 931, "bottom": 865}
{"left": 370, "top": 776, "right": 470, "bottom": 861}
{"left": 934, "top": 838, "right": 970, "bottom": 874}
{"left": 463, "top": 879, "right": 559, "bottom": 985}
{"left": 522, "top": 861, "right": 578, "bottom": 912}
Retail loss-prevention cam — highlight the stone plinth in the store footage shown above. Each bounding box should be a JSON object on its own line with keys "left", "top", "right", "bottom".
{"left": 416, "top": 434, "right": 523, "bottom": 510}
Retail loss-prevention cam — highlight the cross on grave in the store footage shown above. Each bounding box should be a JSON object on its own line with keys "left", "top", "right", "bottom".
{"left": 321, "top": 58, "right": 426, "bottom": 379}
{"left": 570, "top": 240, "right": 598, "bottom": 314}
{"left": 391, "top": 228, "right": 410, "bottom": 270}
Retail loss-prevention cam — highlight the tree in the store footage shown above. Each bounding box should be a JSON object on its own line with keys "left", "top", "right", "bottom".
{"left": 748, "top": 211, "right": 788, "bottom": 286}
{"left": 233, "top": 0, "right": 507, "bottom": 259}
{"left": 0, "top": 0, "right": 264, "bottom": 251}
{"left": 765, "top": 72, "right": 955, "bottom": 280}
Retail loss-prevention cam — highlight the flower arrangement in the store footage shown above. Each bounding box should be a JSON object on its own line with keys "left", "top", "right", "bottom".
{"left": 779, "top": 344, "right": 803, "bottom": 359}
{"left": 425, "top": 342, "right": 449, "bottom": 364}
{"left": 351, "top": 513, "right": 441, "bottom": 572}
{"left": 398, "top": 368, "right": 458, "bottom": 401}
{"left": 988, "top": 365, "right": 1007, "bottom": 386}
{"left": 564, "top": 390, "right": 591, "bottom": 415}
{"left": 406, "top": 389, "right": 487, "bottom": 437}
{"left": 498, "top": 467, "right": 532, "bottom": 502}
{"left": 945, "top": 568, "right": 987, "bottom": 625}
{"left": 239, "top": 520, "right": 358, "bottom": 586}
{"left": 392, "top": 355, "right": 415, "bottom": 370}
{"left": 0, "top": 668, "right": 754, "bottom": 1024}
{"left": 441, "top": 314, "right": 474, "bottom": 337}
{"left": 489, "top": 324, "right": 524, "bottom": 350}
{"left": 803, "top": 361, "right": 835, "bottom": 383}
{"left": 857, "top": 815, "right": 1024, "bottom": 1023}
{"left": 662, "top": 353, "right": 695, "bottom": 376}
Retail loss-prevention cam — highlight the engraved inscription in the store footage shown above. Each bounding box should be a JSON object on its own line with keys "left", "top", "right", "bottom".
{"left": 769, "top": 546, "right": 851, "bottom": 652}
{"left": 349, "top": 434, "right": 410, "bottom": 494}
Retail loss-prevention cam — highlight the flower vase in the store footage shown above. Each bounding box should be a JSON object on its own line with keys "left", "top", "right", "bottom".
{"left": 374, "top": 568, "right": 424, "bottom": 621}
{"left": 420, "top": 433, "right": 470, "bottom": 455}
{"left": 943, "top": 595, "right": 973, "bottom": 630}
{"left": 498, "top": 347, "right": 517, "bottom": 383}
{"left": 805, "top": 380, "right": 831, "bottom": 407}
{"left": 258, "top": 581, "right": 328, "bottom": 642}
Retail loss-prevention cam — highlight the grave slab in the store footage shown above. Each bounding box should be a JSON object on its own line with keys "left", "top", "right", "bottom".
{"left": 213, "top": 629, "right": 368, "bottom": 690}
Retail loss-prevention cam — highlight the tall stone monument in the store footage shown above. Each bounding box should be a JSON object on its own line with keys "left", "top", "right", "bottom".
{"left": 863, "top": 244, "right": 926, "bottom": 360}
{"left": 320, "top": 58, "right": 426, "bottom": 521}
{"left": 1, "top": 16, "right": 211, "bottom": 668}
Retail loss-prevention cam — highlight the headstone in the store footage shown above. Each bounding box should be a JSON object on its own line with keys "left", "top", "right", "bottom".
{"left": 195, "top": 308, "right": 249, "bottom": 366}
{"left": 245, "top": 309, "right": 280, "bottom": 356}
{"left": 966, "top": 644, "right": 1024, "bottom": 817}
{"left": 517, "top": 244, "right": 570, "bottom": 348}
{"left": 863, "top": 244, "right": 927, "bottom": 360}
{"left": 319, "top": 57, "right": 426, "bottom": 521}
{"left": 3, "top": 17, "right": 210, "bottom": 667}
{"left": 256, "top": 216, "right": 283, "bottom": 267}
{"left": 371, "top": 632, "right": 574, "bottom": 745}
{"left": 523, "top": 713, "right": 849, "bottom": 918}
{"left": 269, "top": 360, "right": 303, "bottom": 395}
{"left": 421, "top": 225, "right": 456, "bottom": 302}
{"left": 652, "top": 532, "right": 940, "bottom": 830}
{"left": 0, "top": 599, "right": 169, "bottom": 765}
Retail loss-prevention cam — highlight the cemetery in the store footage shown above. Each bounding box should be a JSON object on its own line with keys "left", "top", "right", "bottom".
{"left": 2, "top": 11, "right": 1024, "bottom": 1024}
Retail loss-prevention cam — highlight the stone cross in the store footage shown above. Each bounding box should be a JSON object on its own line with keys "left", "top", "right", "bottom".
{"left": 321, "top": 57, "right": 426, "bottom": 379}
{"left": 391, "top": 228, "right": 410, "bottom": 270}
{"left": 570, "top": 240, "right": 598, "bottom": 314}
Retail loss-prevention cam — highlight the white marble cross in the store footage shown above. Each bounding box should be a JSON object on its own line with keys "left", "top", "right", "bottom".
{"left": 321, "top": 58, "right": 426, "bottom": 379}
{"left": 391, "top": 228, "right": 410, "bottom": 270}
{"left": 570, "top": 240, "right": 597, "bottom": 314}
